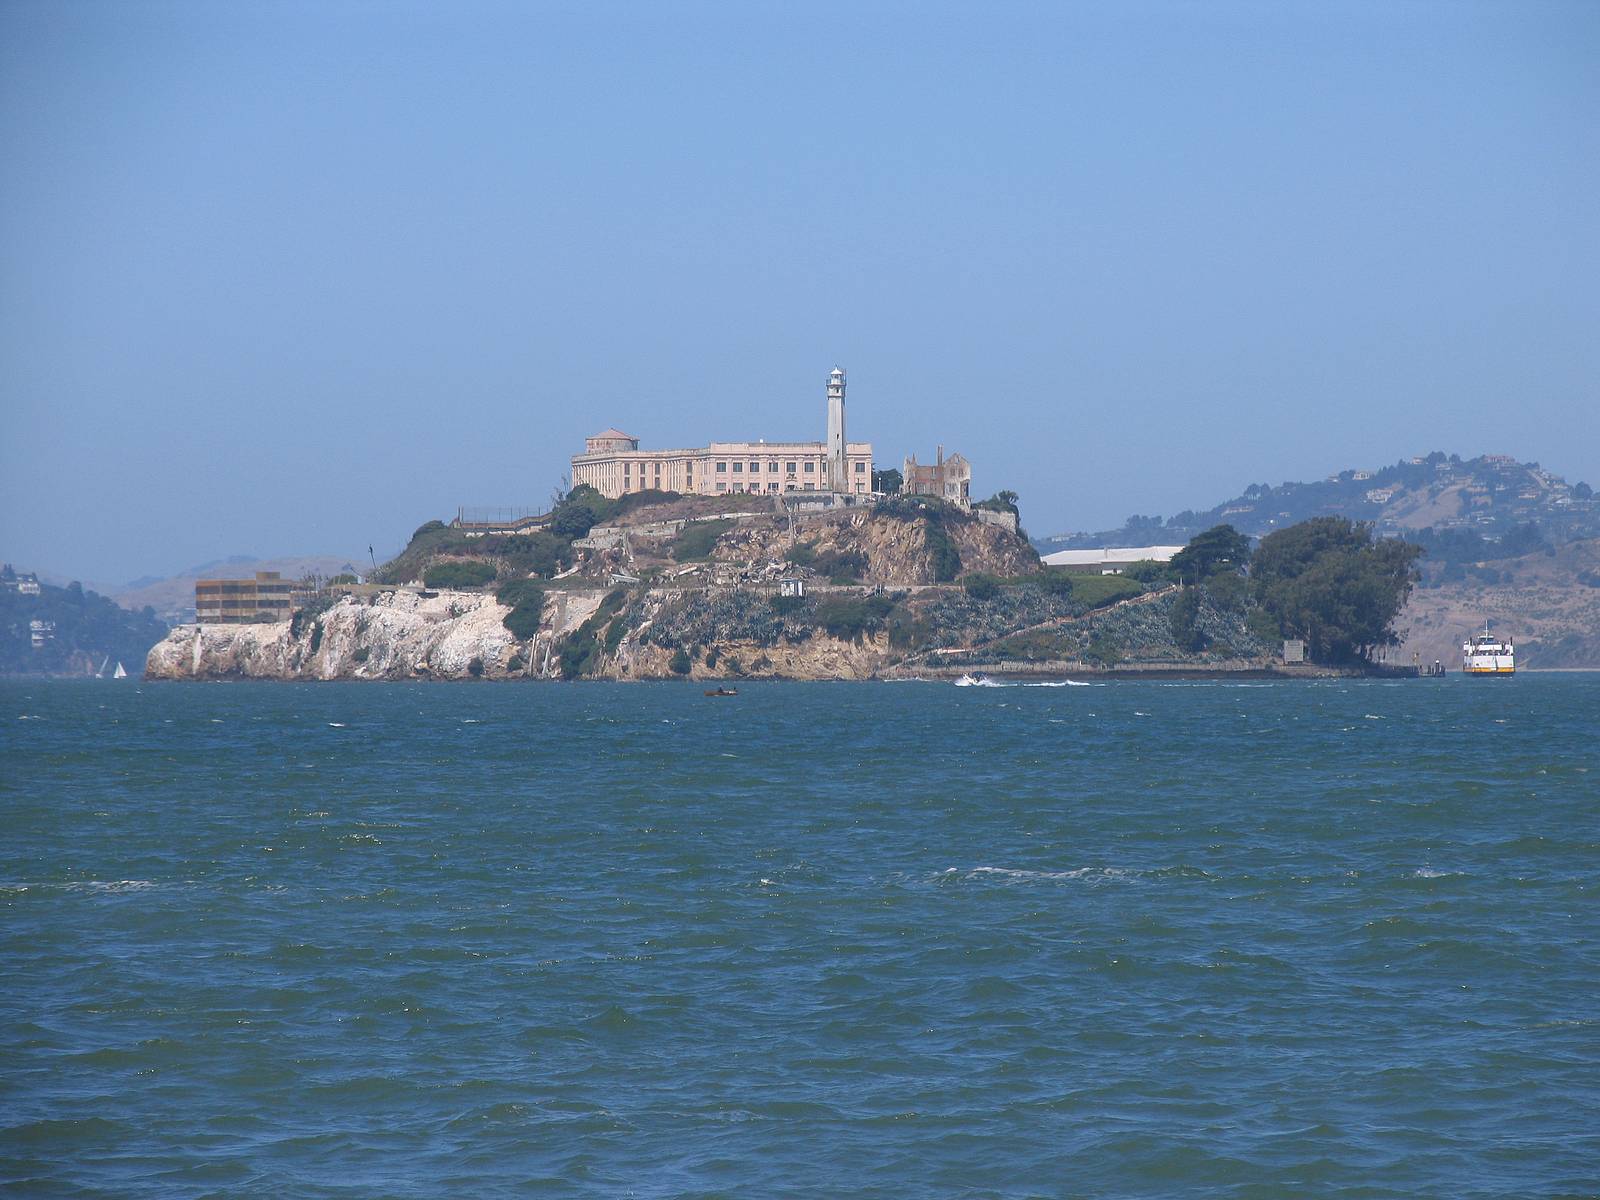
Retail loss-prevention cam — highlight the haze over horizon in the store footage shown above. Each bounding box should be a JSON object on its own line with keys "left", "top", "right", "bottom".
{"left": 3, "top": 1, "right": 1596, "bottom": 586}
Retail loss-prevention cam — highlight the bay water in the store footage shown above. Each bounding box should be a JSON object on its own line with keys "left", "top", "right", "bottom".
{"left": 3, "top": 676, "right": 1597, "bottom": 1197}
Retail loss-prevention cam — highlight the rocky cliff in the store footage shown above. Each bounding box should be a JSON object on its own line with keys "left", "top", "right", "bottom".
{"left": 146, "top": 573, "right": 1281, "bottom": 683}
{"left": 144, "top": 586, "right": 894, "bottom": 682}
{"left": 702, "top": 507, "right": 1038, "bottom": 585}
{"left": 146, "top": 590, "right": 528, "bottom": 681}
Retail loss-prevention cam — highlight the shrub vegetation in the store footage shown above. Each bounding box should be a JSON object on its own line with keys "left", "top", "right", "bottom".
{"left": 1169, "top": 586, "right": 1206, "bottom": 651}
{"left": 556, "top": 589, "right": 628, "bottom": 679}
{"left": 813, "top": 594, "right": 897, "bottom": 641}
{"left": 924, "top": 514, "right": 962, "bottom": 582}
{"left": 671, "top": 519, "right": 734, "bottom": 562}
{"left": 1029, "top": 569, "right": 1075, "bottom": 597}
{"left": 1064, "top": 574, "right": 1143, "bottom": 609}
{"left": 962, "top": 573, "right": 1001, "bottom": 601}
{"left": 424, "top": 561, "right": 497, "bottom": 589}
{"left": 497, "top": 578, "right": 547, "bottom": 640}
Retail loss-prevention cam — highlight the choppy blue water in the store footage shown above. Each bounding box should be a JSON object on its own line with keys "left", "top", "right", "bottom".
{"left": 3, "top": 676, "right": 1597, "bottom": 1198}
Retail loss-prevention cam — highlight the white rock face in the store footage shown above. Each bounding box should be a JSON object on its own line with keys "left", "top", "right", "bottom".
{"left": 145, "top": 590, "right": 535, "bottom": 681}
{"left": 143, "top": 585, "right": 898, "bottom": 682}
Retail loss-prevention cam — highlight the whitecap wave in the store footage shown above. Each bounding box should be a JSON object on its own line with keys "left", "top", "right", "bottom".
{"left": 955, "top": 676, "right": 1099, "bottom": 688}
{"left": 946, "top": 865, "right": 1131, "bottom": 884}
{"left": 22, "top": 880, "right": 163, "bottom": 893}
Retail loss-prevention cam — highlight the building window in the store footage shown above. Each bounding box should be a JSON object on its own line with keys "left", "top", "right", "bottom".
{"left": 786, "top": 461, "right": 796, "bottom": 473}
{"left": 717, "top": 482, "right": 727, "bottom": 492}
{"left": 749, "top": 461, "right": 760, "bottom": 472}
{"left": 855, "top": 461, "right": 865, "bottom": 473}
{"left": 733, "top": 462, "right": 742, "bottom": 473}
{"left": 804, "top": 462, "right": 815, "bottom": 473}
{"left": 768, "top": 461, "right": 778, "bottom": 471}
{"left": 716, "top": 461, "right": 727, "bottom": 472}
{"left": 768, "top": 482, "right": 779, "bottom": 492}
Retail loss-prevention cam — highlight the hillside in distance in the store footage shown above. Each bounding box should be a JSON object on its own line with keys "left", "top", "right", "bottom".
{"left": 1038, "top": 453, "right": 1599, "bottom": 552}
{"left": 1, "top": 568, "right": 170, "bottom": 677}
{"left": 1395, "top": 536, "right": 1600, "bottom": 670}
{"left": 114, "top": 554, "right": 367, "bottom": 623}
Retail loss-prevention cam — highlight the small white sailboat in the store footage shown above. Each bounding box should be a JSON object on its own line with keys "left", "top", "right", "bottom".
{"left": 96, "top": 655, "right": 111, "bottom": 678}
{"left": 112, "top": 662, "right": 128, "bottom": 679}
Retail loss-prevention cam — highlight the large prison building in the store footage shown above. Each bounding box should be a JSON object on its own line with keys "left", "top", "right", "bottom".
{"left": 571, "top": 367, "right": 872, "bottom": 500}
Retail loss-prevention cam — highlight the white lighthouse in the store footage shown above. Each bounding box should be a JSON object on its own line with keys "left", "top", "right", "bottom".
{"left": 826, "top": 366, "right": 847, "bottom": 493}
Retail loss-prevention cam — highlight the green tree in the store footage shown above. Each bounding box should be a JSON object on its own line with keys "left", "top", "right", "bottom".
{"left": 872, "top": 467, "right": 903, "bottom": 494}
{"left": 548, "top": 484, "right": 614, "bottom": 540}
{"left": 1251, "top": 517, "right": 1423, "bottom": 663}
{"left": 1169, "top": 524, "right": 1252, "bottom": 584}
{"left": 962, "top": 573, "right": 1001, "bottom": 600}
{"left": 1030, "top": 569, "right": 1075, "bottom": 597}
{"left": 975, "top": 490, "right": 1020, "bottom": 517}
{"left": 1169, "top": 586, "right": 1206, "bottom": 651}
{"left": 1120, "top": 560, "right": 1173, "bottom": 585}
{"left": 669, "top": 646, "right": 692, "bottom": 675}
{"left": 549, "top": 503, "right": 598, "bottom": 540}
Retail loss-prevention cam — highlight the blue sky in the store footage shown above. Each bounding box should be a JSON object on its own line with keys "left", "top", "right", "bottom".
{"left": 2, "top": 0, "right": 1596, "bottom": 584}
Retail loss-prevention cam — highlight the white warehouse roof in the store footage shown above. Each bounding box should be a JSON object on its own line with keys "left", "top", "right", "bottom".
{"left": 1042, "top": 545, "right": 1185, "bottom": 567}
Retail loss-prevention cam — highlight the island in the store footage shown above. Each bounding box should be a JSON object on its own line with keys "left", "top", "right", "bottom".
{"left": 145, "top": 485, "right": 1419, "bottom": 682}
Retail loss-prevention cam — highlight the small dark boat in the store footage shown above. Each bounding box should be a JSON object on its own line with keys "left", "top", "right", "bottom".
{"left": 704, "top": 687, "right": 739, "bottom": 697}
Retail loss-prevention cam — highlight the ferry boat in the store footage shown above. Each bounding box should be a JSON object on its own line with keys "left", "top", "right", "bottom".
{"left": 1462, "top": 621, "right": 1514, "bottom": 676}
